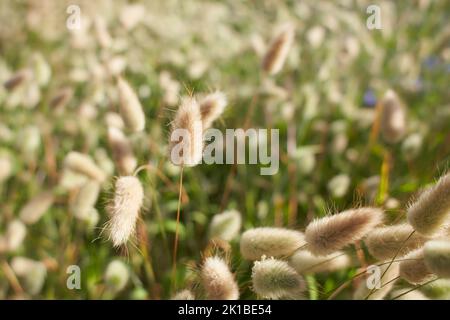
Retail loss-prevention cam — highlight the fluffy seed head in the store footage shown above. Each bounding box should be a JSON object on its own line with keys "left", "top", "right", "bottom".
{"left": 305, "top": 207, "right": 384, "bottom": 256}
{"left": 424, "top": 240, "right": 450, "bottom": 278}
{"left": 117, "top": 77, "right": 145, "bottom": 132}
{"left": 251, "top": 258, "right": 304, "bottom": 299}
{"left": 399, "top": 248, "right": 434, "bottom": 285}
{"left": 365, "top": 224, "right": 427, "bottom": 260}
{"left": 407, "top": 173, "right": 450, "bottom": 237}
{"left": 64, "top": 151, "right": 106, "bottom": 182}
{"left": 354, "top": 262, "right": 400, "bottom": 300}
{"left": 107, "top": 126, "right": 137, "bottom": 175}
{"left": 5, "top": 220, "right": 27, "bottom": 251}
{"left": 201, "top": 256, "right": 239, "bottom": 300}
{"left": 289, "top": 250, "right": 351, "bottom": 274}
{"left": 105, "top": 260, "right": 129, "bottom": 293}
{"left": 19, "top": 191, "right": 54, "bottom": 225}
{"left": 0, "top": 154, "right": 13, "bottom": 183}
{"left": 106, "top": 176, "right": 143, "bottom": 247}
{"left": 199, "top": 91, "right": 227, "bottom": 129}
{"left": 168, "top": 97, "right": 203, "bottom": 167}
{"left": 262, "top": 24, "right": 295, "bottom": 75}
{"left": 11, "top": 257, "right": 47, "bottom": 295}
{"left": 71, "top": 180, "right": 100, "bottom": 219}
{"left": 240, "top": 227, "right": 305, "bottom": 260}
{"left": 209, "top": 209, "right": 242, "bottom": 242}
{"left": 171, "top": 289, "right": 195, "bottom": 300}
{"left": 380, "top": 89, "right": 406, "bottom": 143}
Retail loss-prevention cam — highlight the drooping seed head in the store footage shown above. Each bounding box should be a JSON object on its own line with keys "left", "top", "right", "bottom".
{"left": 107, "top": 126, "right": 137, "bottom": 175}
{"left": 117, "top": 77, "right": 145, "bottom": 132}
{"left": 199, "top": 91, "right": 227, "bottom": 129}
{"left": 251, "top": 258, "right": 304, "bottom": 299}
{"left": 201, "top": 256, "right": 239, "bottom": 300}
{"left": 424, "top": 240, "right": 450, "bottom": 278}
{"left": 407, "top": 173, "right": 450, "bottom": 237}
{"left": 305, "top": 207, "right": 384, "bottom": 256}
{"left": 19, "top": 191, "right": 54, "bottom": 225}
{"left": 106, "top": 176, "right": 143, "bottom": 247}
{"left": 365, "top": 223, "right": 427, "bottom": 260}
{"left": 289, "top": 250, "right": 351, "bottom": 274}
{"left": 209, "top": 209, "right": 242, "bottom": 242}
{"left": 64, "top": 151, "right": 106, "bottom": 182}
{"left": 168, "top": 97, "right": 203, "bottom": 167}
{"left": 380, "top": 89, "right": 406, "bottom": 143}
{"left": 354, "top": 262, "right": 400, "bottom": 300}
{"left": 240, "top": 227, "right": 305, "bottom": 260}
{"left": 171, "top": 289, "right": 195, "bottom": 300}
{"left": 262, "top": 24, "right": 295, "bottom": 75}
{"left": 105, "top": 260, "right": 129, "bottom": 293}
{"left": 399, "top": 248, "right": 434, "bottom": 285}
{"left": 71, "top": 180, "right": 100, "bottom": 219}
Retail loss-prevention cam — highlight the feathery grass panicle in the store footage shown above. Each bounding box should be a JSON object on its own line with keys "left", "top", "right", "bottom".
{"left": 424, "top": 240, "right": 450, "bottom": 278}
{"left": 251, "top": 257, "right": 304, "bottom": 299}
{"left": 105, "top": 260, "right": 129, "bottom": 293}
{"left": 168, "top": 97, "right": 203, "bottom": 167}
{"left": 407, "top": 173, "right": 450, "bottom": 237}
{"left": 399, "top": 248, "right": 434, "bottom": 285}
{"left": 353, "top": 262, "right": 400, "bottom": 300}
{"left": 117, "top": 77, "right": 145, "bottom": 132}
{"left": 201, "top": 256, "right": 239, "bottom": 300}
{"left": 107, "top": 126, "right": 137, "bottom": 175}
{"left": 64, "top": 151, "right": 106, "bottom": 182}
{"left": 365, "top": 224, "right": 427, "bottom": 260}
{"left": 171, "top": 289, "right": 195, "bottom": 300}
{"left": 380, "top": 89, "right": 406, "bottom": 143}
{"left": 71, "top": 180, "right": 100, "bottom": 219}
{"left": 305, "top": 207, "right": 384, "bottom": 256}
{"left": 289, "top": 250, "right": 351, "bottom": 274}
{"left": 106, "top": 176, "right": 143, "bottom": 247}
{"left": 199, "top": 91, "right": 227, "bottom": 129}
{"left": 19, "top": 191, "right": 54, "bottom": 225}
{"left": 240, "top": 227, "right": 305, "bottom": 260}
{"left": 209, "top": 209, "right": 242, "bottom": 242}
{"left": 262, "top": 24, "right": 295, "bottom": 75}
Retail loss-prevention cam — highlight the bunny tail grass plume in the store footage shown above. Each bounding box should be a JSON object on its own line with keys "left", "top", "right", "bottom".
{"left": 107, "top": 126, "right": 137, "bottom": 175}
{"left": 171, "top": 289, "right": 195, "bottom": 300}
{"left": 399, "top": 248, "right": 434, "bottom": 285}
{"left": 262, "top": 24, "right": 295, "bottom": 75}
{"left": 289, "top": 250, "right": 351, "bottom": 274}
{"left": 380, "top": 89, "right": 406, "bottom": 143}
{"left": 19, "top": 191, "right": 54, "bottom": 225}
{"left": 105, "top": 260, "right": 129, "bottom": 293}
{"left": 424, "top": 240, "right": 450, "bottom": 278}
{"left": 365, "top": 224, "right": 427, "bottom": 260}
{"left": 391, "top": 288, "right": 429, "bottom": 300}
{"left": 407, "top": 173, "right": 450, "bottom": 237}
{"left": 305, "top": 207, "right": 384, "bottom": 256}
{"left": 117, "top": 77, "right": 145, "bottom": 132}
{"left": 354, "top": 261, "right": 400, "bottom": 300}
{"left": 201, "top": 256, "right": 239, "bottom": 300}
{"left": 240, "top": 227, "right": 305, "bottom": 260}
{"left": 5, "top": 220, "right": 27, "bottom": 251}
{"left": 106, "top": 176, "right": 143, "bottom": 247}
{"left": 209, "top": 209, "right": 242, "bottom": 242}
{"left": 11, "top": 257, "right": 47, "bottom": 295}
{"left": 64, "top": 151, "right": 106, "bottom": 182}
{"left": 168, "top": 97, "right": 203, "bottom": 167}
{"left": 199, "top": 91, "right": 227, "bottom": 129}
{"left": 251, "top": 257, "right": 304, "bottom": 299}
{"left": 71, "top": 180, "right": 100, "bottom": 220}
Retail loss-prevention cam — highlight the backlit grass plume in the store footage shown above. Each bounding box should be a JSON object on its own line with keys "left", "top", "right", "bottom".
{"left": 289, "top": 250, "right": 351, "bottom": 274}
{"left": 64, "top": 151, "right": 106, "bottom": 183}
{"left": 251, "top": 257, "right": 304, "bottom": 299}
{"left": 399, "top": 248, "right": 434, "bottom": 285}
{"left": 208, "top": 209, "right": 242, "bottom": 242}
{"left": 201, "top": 256, "right": 239, "bottom": 300}
{"left": 262, "top": 24, "right": 295, "bottom": 75}
{"left": 380, "top": 89, "right": 406, "bottom": 143}
{"left": 71, "top": 180, "right": 101, "bottom": 220}
{"left": 19, "top": 191, "right": 54, "bottom": 225}
{"left": 107, "top": 126, "right": 137, "bottom": 175}
{"left": 365, "top": 224, "right": 427, "bottom": 260}
{"left": 407, "top": 173, "right": 450, "bottom": 237}
{"left": 240, "top": 227, "right": 305, "bottom": 260}
{"left": 105, "top": 260, "right": 129, "bottom": 294}
{"left": 424, "top": 240, "right": 450, "bottom": 278}
{"left": 171, "top": 289, "right": 195, "bottom": 300}
{"left": 305, "top": 207, "right": 384, "bottom": 256}
{"left": 199, "top": 91, "right": 227, "bottom": 129}
{"left": 117, "top": 77, "right": 145, "bottom": 132}
{"left": 105, "top": 176, "right": 143, "bottom": 247}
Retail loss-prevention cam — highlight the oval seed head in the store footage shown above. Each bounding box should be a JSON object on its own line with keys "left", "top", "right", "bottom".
{"left": 199, "top": 91, "right": 227, "bottom": 129}
{"left": 71, "top": 180, "right": 100, "bottom": 219}
{"left": 209, "top": 209, "right": 242, "bottom": 242}
{"left": 240, "top": 227, "right": 305, "bottom": 260}
{"left": 168, "top": 97, "right": 203, "bottom": 167}
{"left": 407, "top": 173, "right": 450, "bottom": 237}
{"left": 19, "top": 191, "right": 54, "bottom": 225}
{"left": 105, "top": 260, "right": 129, "bottom": 293}
{"left": 117, "top": 77, "right": 145, "bottom": 132}
{"left": 305, "top": 207, "right": 384, "bottom": 256}
{"left": 106, "top": 176, "right": 143, "bottom": 247}
{"left": 289, "top": 250, "right": 351, "bottom": 274}
{"left": 0, "top": 154, "right": 13, "bottom": 183}
{"left": 252, "top": 258, "right": 304, "bottom": 299}
{"left": 380, "top": 89, "right": 406, "bottom": 143}
{"left": 399, "top": 248, "right": 434, "bottom": 285}
{"left": 5, "top": 220, "right": 27, "bottom": 251}
{"left": 11, "top": 257, "right": 47, "bottom": 295}
{"left": 64, "top": 151, "right": 106, "bottom": 182}
{"left": 107, "top": 126, "right": 137, "bottom": 175}
{"left": 201, "top": 256, "right": 239, "bottom": 300}
{"left": 354, "top": 262, "right": 400, "bottom": 300}
{"left": 262, "top": 24, "right": 295, "bottom": 75}
{"left": 171, "top": 289, "right": 195, "bottom": 300}
{"left": 424, "top": 240, "right": 450, "bottom": 278}
{"left": 365, "top": 224, "right": 427, "bottom": 260}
